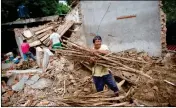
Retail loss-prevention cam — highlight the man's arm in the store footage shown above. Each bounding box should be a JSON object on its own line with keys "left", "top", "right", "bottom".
{"left": 91, "top": 45, "right": 110, "bottom": 55}
{"left": 96, "top": 50, "right": 110, "bottom": 55}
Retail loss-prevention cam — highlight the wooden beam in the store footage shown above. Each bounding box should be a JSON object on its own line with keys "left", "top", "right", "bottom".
{"left": 35, "top": 26, "right": 53, "bottom": 35}
{"left": 40, "top": 34, "right": 51, "bottom": 42}
{"left": 117, "top": 15, "right": 136, "bottom": 20}
{"left": 2, "top": 15, "right": 59, "bottom": 25}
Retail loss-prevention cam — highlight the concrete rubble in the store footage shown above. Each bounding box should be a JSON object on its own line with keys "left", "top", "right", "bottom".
{"left": 12, "top": 75, "right": 29, "bottom": 91}
{"left": 30, "top": 78, "right": 53, "bottom": 89}
{"left": 25, "top": 74, "right": 40, "bottom": 85}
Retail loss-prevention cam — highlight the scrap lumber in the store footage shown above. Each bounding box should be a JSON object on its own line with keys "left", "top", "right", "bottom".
{"left": 40, "top": 34, "right": 51, "bottom": 42}
{"left": 57, "top": 20, "right": 74, "bottom": 36}
{"left": 35, "top": 24, "right": 58, "bottom": 35}
{"left": 43, "top": 38, "right": 50, "bottom": 45}
{"left": 57, "top": 21, "right": 69, "bottom": 33}
{"left": 59, "top": 39, "right": 152, "bottom": 79}
{"left": 36, "top": 31, "right": 49, "bottom": 39}
{"left": 23, "top": 30, "right": 34, "bottom": 38}
{"left": 164, "top": 80, "right": 176, "bottom": 87}
{"left": 60, "top": 21, "right": 74, "bottom": 36}
{"left": 29, "top": 40, "right": 41, "bottom": 47}
{"left": 32, "top": 22, "right": 54, "bottom": 32}
{"left": 109, "top": 55, "right": 149, "bottom": 64}
{"left": 35, "top": 26, "right": 53, "bottom": 35}
{"left": 46, "top": 40, "right": 51, "bottom": 46}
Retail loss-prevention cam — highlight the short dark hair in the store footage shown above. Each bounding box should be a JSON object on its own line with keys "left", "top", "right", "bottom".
{"left": 93, "top": 35, "right": 102, "bottom": 43}
{"left": 23, "top": 39, "right": 27, "bottom": 43}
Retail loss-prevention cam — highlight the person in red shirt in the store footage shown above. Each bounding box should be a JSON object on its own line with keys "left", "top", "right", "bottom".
{"left": 20, "top": 39, "right": 36, "bottom": 61}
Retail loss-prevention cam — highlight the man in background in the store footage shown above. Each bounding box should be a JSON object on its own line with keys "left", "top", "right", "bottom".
{"left": 49, "top": 29, "right": 62, "bottom": 49}
{"left": 20, "top": 39, "right": 36, "bottom": 61}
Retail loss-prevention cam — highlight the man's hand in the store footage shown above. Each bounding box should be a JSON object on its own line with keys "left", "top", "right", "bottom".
{"left": 89, "top": 57, "right": 97, "bottom": 64}
{"left": 90, "top": 49, "right": 98, "bottom": 55}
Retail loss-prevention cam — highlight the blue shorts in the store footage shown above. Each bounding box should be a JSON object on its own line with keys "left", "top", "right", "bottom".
{"left": 93, "top": 73, "right": 119, "bottom": 92}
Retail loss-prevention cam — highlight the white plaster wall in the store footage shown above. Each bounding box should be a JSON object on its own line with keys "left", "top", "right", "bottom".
{"left": 80, "top": 1, "right": 161, "bottom": 56}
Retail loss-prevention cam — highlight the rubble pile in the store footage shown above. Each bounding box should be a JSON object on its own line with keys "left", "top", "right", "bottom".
{"left": 14, "top": 20, "right": 74, "bottom": 48}
{"left": 15, "top": 60, "right": 37, "bottom": 70}
{"left": 2, "top": 46, "right": 176, "bottom": 106}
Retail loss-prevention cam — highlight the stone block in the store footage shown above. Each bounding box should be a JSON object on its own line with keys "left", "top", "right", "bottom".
{"left": 36, "top": 47, "right": 44, "bottom": 68}
{"left": 42, "top": 48, "right": 54, "bottom": 71}
{"left": 30, "top": 78, "right": 52, "bottom": 89}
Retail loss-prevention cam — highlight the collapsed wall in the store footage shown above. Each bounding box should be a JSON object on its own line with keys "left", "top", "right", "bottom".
{"left": 80, "top": 1, "right": 162, "bottom": 56}
{"left": 159, "top": 1, "right": 167, "bottom": 54}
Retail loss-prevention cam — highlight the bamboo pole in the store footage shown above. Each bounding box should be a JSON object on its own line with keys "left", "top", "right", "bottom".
{"left": 62, "top": 39, "right": 152, "bottom": 79}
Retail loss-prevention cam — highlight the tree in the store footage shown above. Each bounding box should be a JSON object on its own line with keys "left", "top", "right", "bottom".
{"left": 1, "top": 0, "right": 71, "bottom": 23}
{"left": 162, "top": 0, "right": 176, "bottom": 22}
{"left": 56, "top": 2, "right": 71, "bottom": 15}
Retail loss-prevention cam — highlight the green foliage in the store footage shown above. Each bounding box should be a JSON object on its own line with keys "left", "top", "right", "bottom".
{"left": 66, "top": 0, "right": 72, "bottom": 6}
{"left": 1, "top": 0, "right": 71, "bottom": 23}
{"left": 162, "top": 0, "right": 176, "bottom": 22}
{"left": 24, "top": 0, "right": 58, "bottom": 17}
{"left": 56, "top": 3, "right": 71, "bottom": 15}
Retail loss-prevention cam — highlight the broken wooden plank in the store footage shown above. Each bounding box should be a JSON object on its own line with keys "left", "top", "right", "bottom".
{"left": 60, "top": 21, "right": 74, "bottom": 36}
{"left": 35, "top": 25, "right": 57, "bottom": 35}
{"left": 29, "top": 40, "right": 41, "bottom": 47}
{"left": 117, "top": 15, "right": 136, "bottom": 20}
{"left": 57, "top": 20, "right": 74, "bottom": 36}
{"left": 46, "top": 40, "right": 51, "bottom": 47}
{"left": 23, "top": 30, "right": 34, "bottom": 38}
{"left": 40, "top": 34, "right": 51, "bottom": 42}
{"left": 164, "top": 80, "right": 176, "bottom": 87}
{"left": 57, "top": 21, "right": 68, "bottom": 33}
{"left": 32, "top": 22, "right": 54, "bottom": 32}
{"left": 36, "top": 31, "right": 49, "bottom": 39}
{"left": 43, "top": 38, "right": 50, "bottom": 45}
{"left": 35, "top": 26, "right": 53, "bottom": 35}
{"left": 109, "top": 55, "right": 149, "bottom": 64}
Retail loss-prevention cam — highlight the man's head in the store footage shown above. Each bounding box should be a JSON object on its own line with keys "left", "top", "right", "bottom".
{"left": 23, "top": 39, "right": 27, "bottom": 43}
{"left": 93, "top": 36, "right": 102, "bottom": 49}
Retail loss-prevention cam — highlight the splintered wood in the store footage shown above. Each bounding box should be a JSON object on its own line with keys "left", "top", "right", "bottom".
{"left": 16, "top": 20, "right": 74, "bottom": 47}
{"left": 55, "top": 39, "right": 153, "bottom": 80}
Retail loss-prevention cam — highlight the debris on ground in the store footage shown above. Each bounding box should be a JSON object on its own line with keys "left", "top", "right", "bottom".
{"left": 2, "top": 43, "right": 176, "bottom": 106}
